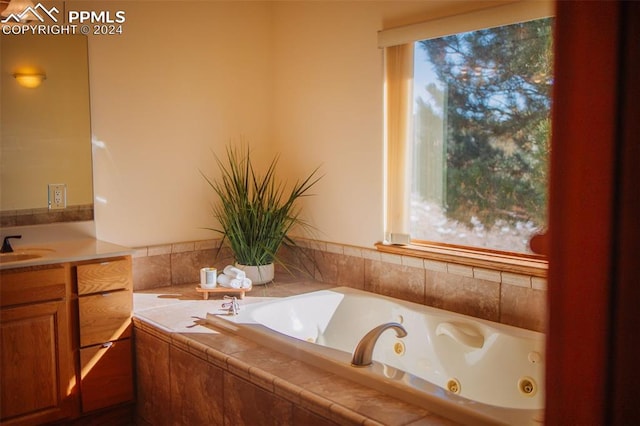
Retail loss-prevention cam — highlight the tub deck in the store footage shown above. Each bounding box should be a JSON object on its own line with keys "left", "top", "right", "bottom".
{"left": 134, "top": 276, "right": 460, "bottom": 425}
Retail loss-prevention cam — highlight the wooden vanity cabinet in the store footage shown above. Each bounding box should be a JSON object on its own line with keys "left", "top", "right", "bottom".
{"left": 75, "top": 257, "right": 134, "bottom": 414}
{"left": 0, "top": 255, "right": 134, "bottom": 425}
{"left": 0, "top": 265, "right": 76, "bottom": 425}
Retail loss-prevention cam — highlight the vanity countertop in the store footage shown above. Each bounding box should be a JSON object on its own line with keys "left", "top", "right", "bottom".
{"left": 0, "top": 238, "right": 134, "bottom": 270}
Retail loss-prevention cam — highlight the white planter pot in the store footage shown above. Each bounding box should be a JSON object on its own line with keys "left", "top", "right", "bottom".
{"left": 235, "top": 263, "right": 274, "bottom": 285}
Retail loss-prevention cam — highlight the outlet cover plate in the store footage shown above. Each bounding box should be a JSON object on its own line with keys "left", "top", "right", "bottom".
{"left": 48, "top": 184, "right": 67, "bottom": 209}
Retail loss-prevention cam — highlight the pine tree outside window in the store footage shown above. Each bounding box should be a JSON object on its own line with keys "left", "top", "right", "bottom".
{"left": 410, "top": 18, "right": 553, "bottom": 254}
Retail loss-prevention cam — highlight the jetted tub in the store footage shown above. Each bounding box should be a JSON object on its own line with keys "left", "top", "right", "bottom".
{"left": 205, "top": 287, "right": 545, "bottom": 425}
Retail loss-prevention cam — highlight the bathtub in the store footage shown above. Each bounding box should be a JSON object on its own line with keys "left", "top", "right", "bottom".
{"left": 205, "top": 287, "right": 545, "bottom": 425}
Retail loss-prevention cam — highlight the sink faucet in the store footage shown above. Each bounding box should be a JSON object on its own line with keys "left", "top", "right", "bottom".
{"left": 1, "top": 235, "right": 22, "bottom": 253}
{"left": 351, "top": 322, "right": 407, "bottom": 367}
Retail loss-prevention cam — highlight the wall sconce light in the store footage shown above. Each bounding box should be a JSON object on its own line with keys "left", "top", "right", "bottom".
{"left": 13, "top": 72, "right": 46, "bottom": 88}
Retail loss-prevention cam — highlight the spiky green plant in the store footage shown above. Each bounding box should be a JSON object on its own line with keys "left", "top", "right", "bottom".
{"left": 203, "top": 145, "right": 321, "bottom": 267}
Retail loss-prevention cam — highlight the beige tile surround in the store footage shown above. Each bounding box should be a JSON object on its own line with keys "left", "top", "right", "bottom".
{"left": 0, "top": 204, "right": 94, "bottom": 227}
{"left": 133, "top": 243, "right": 547, "bottom": 425}
{"left": 134, "top": 323, "right": 457, "bottom": 425}
{"left": 132, "top": 239, "right": 546, "bottom": 332}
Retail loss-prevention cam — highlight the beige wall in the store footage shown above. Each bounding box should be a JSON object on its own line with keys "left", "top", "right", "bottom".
{"left": 272, "top": 2, "right": 385, "bottom": 248}
{"left": 88, "top": 0, "right": 510, "bottom": 248}
{"left": 88, "top": 1, "right": 274, "bottom": 246}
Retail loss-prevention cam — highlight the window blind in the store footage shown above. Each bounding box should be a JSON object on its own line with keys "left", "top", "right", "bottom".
{"left": 378, "top": 1, "right": 554, "bottom": 48}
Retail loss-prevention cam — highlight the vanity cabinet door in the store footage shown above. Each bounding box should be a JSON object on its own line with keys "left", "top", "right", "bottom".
{"left": 0, "top": 299, "right": 74, "bottom": 424}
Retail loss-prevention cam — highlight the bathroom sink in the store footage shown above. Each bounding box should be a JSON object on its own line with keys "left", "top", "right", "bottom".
{"left": 0, "top": 253, "right": 43, "bottom": 263}
{"left": 0, "top": 248, "right": 53, "bottom": 264}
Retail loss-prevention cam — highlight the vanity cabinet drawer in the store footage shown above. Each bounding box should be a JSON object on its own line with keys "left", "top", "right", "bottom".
{"left": 77, "top": 258, "right": 131, "bottom": 295}
{"left": 76, "top": 255, "right": 134, "bottom": 417}
{"left": 79, "top": 290, "right": 132, "bottom": 347}
{"left": 80, "top": 339, "right": 134, "bottom": 412}
{"left": 0, "top": 265, "right": 67, "bottom": 307}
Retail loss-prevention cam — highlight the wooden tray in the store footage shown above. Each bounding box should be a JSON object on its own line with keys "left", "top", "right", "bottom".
{"left": 195, "top": 285, "right": 251, "bottom": 300}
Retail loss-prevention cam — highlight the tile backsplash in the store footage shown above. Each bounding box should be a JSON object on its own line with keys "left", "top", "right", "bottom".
{"left": 0, "top": 204, "right": 94, "bottom": 227}
{"left": 132, "top": 238, "right": 546, "bottom": 332}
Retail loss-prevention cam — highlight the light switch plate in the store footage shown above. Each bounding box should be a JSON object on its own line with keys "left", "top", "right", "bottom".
{"left": 48, "top": 183, "right": 67, "bottom": 209}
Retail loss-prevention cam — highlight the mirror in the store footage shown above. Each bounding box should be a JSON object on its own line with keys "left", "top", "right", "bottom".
{"left": 1, "top": 34, "right": 93, "bottom": 227}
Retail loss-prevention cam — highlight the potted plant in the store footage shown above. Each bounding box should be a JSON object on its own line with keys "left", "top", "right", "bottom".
{"left": 203, "top": 145, "right": 321, "bottom": 284}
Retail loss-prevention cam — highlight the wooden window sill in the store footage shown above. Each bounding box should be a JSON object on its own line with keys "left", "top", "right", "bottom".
{"left": 375, "top": 242, "right": 548, "bottom": 278}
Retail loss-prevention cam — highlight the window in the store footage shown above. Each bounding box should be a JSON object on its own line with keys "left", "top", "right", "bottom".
{"left": 411, "top": 18, "right": 553, "bottom": 254}
{"left": 381, "top": 2, "right": 554, "bottom": 260}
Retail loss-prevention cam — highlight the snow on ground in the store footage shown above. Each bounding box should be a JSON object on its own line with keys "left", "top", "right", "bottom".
{"left": 409, "top": 196, "right": 540, "bottom": 254}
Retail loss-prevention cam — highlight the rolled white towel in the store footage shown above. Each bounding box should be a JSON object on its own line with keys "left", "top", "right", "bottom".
{"left": 228, "top": 278, "right": 243, "bottom": 289}
{"left": 217, "top": 273, "right": 244, "bottom": 289}
{"left": 240, "top": 277, "right": 252, "bottom": 289}
{"left": 223, "top": 265, "right": 246, "bottom": 280}
{"left": 216, "top": 274, "right": 231, "bottom": 287}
